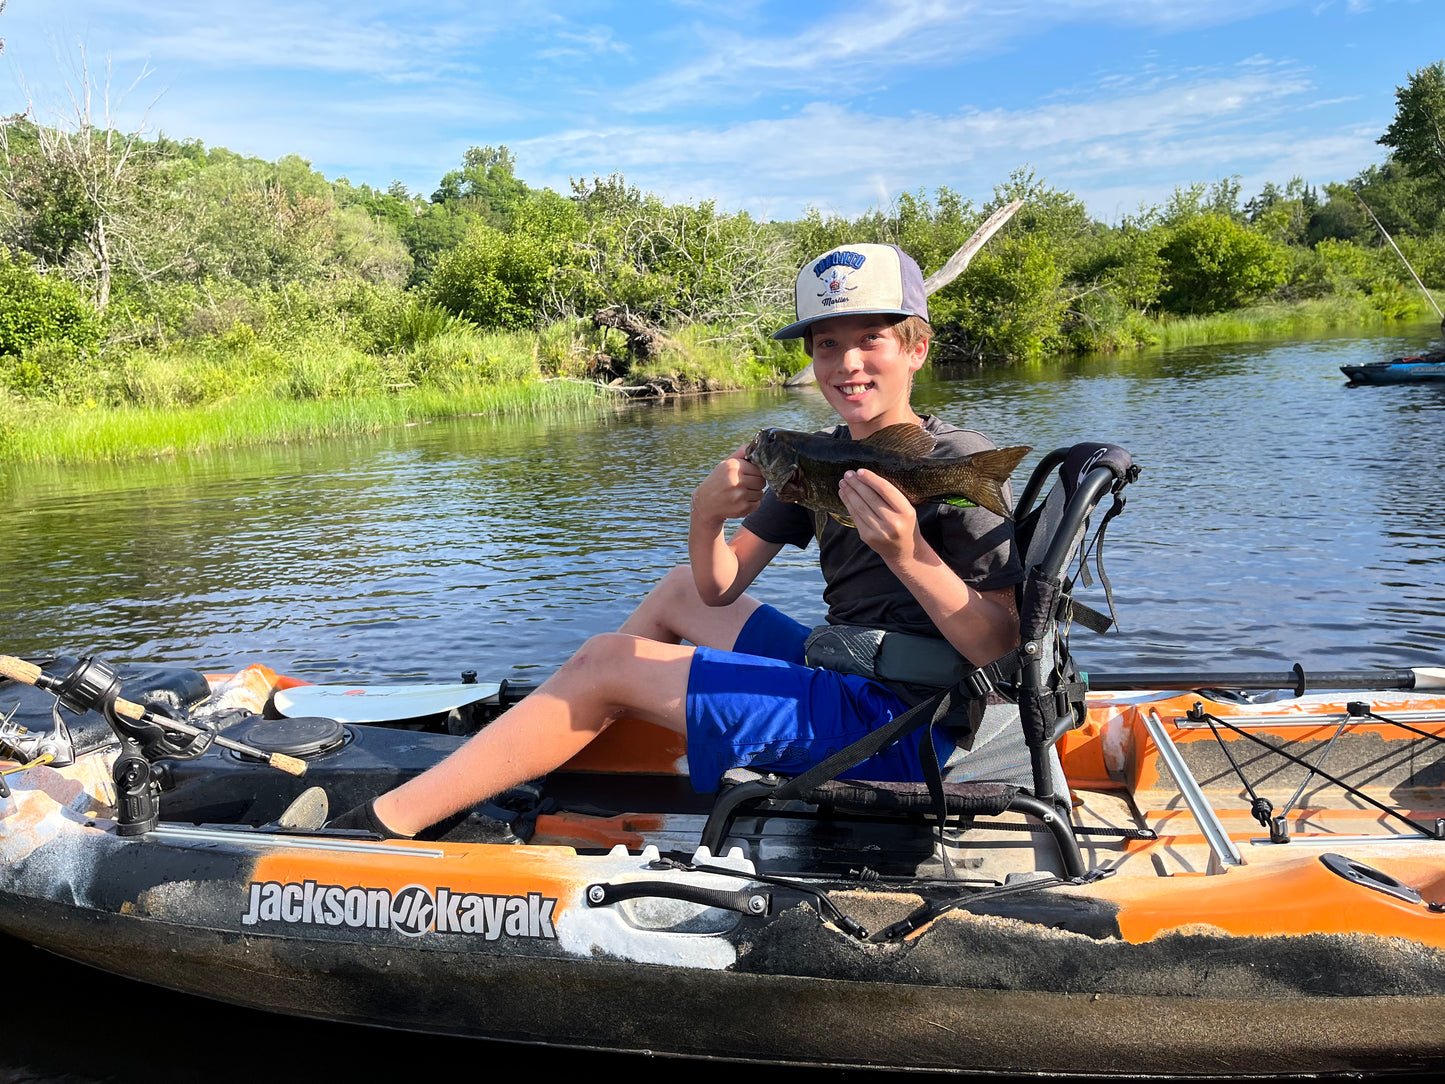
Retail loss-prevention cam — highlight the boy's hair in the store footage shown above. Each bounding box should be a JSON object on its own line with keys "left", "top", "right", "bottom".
{"left": 802, "top": 314, "right": 933, "bottom": 357}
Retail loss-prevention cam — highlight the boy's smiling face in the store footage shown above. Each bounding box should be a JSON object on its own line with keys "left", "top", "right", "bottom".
{"left": 808, "top": 313, "right": 927, "bottom": 439}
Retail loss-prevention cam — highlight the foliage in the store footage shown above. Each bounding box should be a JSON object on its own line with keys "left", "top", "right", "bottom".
{"left": 7, "top": 58, "right": 1445, "bottom": 462}
{"left": 431, "top": 145, "right": 531, "bottom": 227}
{"left": 1379, "top": 61, "right": 1445, "bottom": 193}
{"left": 426, "top": 202, "right": 575, "bottom": 330}
{"left": 0, "top": 247, "right": 101, "bottom": 357}
{"left": 568, "top": 174, "right": 794, "bottom": 332}
{"left": 1158, "top": 214, "right": 1289, "bottom": 314}
{"left": 946, "top": 231, "right": 1067, "bottom": 359}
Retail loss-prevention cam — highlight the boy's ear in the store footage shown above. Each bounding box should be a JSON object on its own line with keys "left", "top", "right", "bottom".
{"left": 907, "top": 337, "right": 930, "bottom": 371}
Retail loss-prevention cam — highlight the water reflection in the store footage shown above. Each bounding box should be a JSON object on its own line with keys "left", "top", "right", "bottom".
{"left": 2, "top": 324, "right": 1443, "bottom": 684}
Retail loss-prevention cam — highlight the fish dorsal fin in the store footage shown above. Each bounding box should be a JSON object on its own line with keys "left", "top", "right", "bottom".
{"left": 859, "top": 423, "right": 936, "bottom": 458}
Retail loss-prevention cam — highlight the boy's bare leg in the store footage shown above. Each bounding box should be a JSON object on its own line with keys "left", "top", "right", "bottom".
{"left": 373, "top": 633, "right": 695, "bottom": 837}
{"left": 618, "top": 565, "right": 762, "bottom": 649}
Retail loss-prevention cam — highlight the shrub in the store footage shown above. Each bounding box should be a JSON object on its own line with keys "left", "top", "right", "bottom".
{"left": 0, "top": 248, "right": 101, "bottom": 357}
{"left": 1159, "top": 215, "right": 1289, "bottom": 314}
{"left": 427, "top": 221, "right": 556, "bottom": 330}
{"left": 944, "top": 233, "right": 1067, "bottom": 359}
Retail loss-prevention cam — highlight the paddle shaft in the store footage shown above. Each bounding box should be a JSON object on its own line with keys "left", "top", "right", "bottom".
{"left": 1086, "top": 665, "right": 1445, "bottom": 695}
{"left": 0, "top": 654, "right": 306, "bottom": 776}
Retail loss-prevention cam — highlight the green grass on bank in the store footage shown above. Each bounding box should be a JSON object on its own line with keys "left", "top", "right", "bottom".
{"left": 0, "top": 316, "right": 797, "bottom": 465}
{"left": 3, "top": 296, "right": 1436, "bottom": 466}
{"left": 0, "top": 379, "right": 608, "bottom": 465}
{"left": 1142, "top": 293, "right": 1441, "bottom": 349}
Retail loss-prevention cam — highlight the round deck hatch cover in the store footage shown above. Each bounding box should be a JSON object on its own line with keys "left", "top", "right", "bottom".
{"left": 232, "top": 715, "right": 346, "bottom": 758}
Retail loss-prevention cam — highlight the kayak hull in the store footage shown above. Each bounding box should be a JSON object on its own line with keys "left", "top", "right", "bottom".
{"left": 6, "top": 670, "right": 1445, "bottom": 1075}
{"left": 1341, "top": 357, "right": 1445, "bottom": 384}
{"left": 7, "top": 886, "right": 1445, "bottom": 1076}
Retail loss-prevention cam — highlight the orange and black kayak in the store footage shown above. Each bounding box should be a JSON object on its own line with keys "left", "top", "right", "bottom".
{"left": 4, "top": 652, "right": 1445, "bottom": 1076}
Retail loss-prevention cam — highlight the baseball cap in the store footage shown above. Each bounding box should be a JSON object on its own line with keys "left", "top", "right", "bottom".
{"left": 773, "top": 242, "right": 929, "bottom": 340}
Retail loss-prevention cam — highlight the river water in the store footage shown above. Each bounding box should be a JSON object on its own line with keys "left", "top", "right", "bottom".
{"left": 1, "top": 326, "right": 1444, "bottom": 1080}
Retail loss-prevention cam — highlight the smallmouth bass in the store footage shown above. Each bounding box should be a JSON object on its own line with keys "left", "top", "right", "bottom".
{"left": 745, "top": 424, "right": 1030, "bottom": 524}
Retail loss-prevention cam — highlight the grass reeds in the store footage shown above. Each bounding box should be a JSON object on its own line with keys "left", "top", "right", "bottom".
{"left": 0, "top": 378, "right": 607, "bottom": 465}
{"left": 0, "top": 317, "right": 794, "bottom": 465}
{"left": 1143, "top": 294, "right": 1440, "bottom": 349}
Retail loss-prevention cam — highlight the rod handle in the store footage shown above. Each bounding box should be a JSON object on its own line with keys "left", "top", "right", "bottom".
{"left": 0, "top": 655, "right": 41, "bottom": 686}
{"left": 267, "top": 753, "right": 307, "bottom": 777}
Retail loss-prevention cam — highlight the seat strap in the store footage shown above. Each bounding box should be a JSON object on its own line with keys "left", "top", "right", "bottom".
{"left": 773, "top": 679, "right": 976, "bottom": 803}
{"left": 917, "top": 713, "right": 958, "bottom": 879}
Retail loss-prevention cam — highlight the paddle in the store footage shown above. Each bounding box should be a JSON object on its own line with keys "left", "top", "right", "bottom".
{"left": 1085, "top": 663, "right": 1445, "bottom": 697}
{"left": 0, "top": 654, "right": 306, "bottom": 776}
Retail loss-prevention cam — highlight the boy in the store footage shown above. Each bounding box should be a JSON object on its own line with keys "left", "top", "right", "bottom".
{"left": 317, "top": 243, "right": 1024, "bottom": 839}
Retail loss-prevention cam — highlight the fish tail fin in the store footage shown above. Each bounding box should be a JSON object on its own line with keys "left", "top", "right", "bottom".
{"left": 963, "top": 444, "right": 1032, "bottom": 519}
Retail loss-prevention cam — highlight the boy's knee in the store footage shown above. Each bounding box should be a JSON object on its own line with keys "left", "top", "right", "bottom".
{"left": 567, "top": 632, "right": 637, "bottom": 674}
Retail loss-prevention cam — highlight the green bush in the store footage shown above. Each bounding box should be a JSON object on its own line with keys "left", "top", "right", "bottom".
{"left": 1159, "top": 215, "right": 1289, "bottom": 314}
{"left": 0, "top": 248, "right": 101, "bottom": 357}
{"left": 427, "top": 221, "right": 558, "bottom": 329}
{"left": 944, "top": 233, "right": 1067, "bottom": 359}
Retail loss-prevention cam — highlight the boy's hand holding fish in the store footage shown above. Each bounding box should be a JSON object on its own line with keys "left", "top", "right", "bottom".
{"left": 836, "top": 468, "right": 921, "bottom": 564}
{"left": 691, "top": 444, "right": 767, "bottom": 526}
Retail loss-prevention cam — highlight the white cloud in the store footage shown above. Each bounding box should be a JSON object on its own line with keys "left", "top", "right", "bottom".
{"left": 519, "top": 65, "right": 1374, "bottom": 218}
{"left": 618, "top": 0, "right": 1304, "bottom": 113}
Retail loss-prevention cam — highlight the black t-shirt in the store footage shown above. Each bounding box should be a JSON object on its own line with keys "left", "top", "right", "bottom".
{"left": 742, "top": 416, "right": 1025, "bottom": 639}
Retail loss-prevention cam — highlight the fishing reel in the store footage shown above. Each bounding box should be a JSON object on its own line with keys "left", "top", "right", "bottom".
{"left": 32, "top": 655, "right": 216, "bottom": 836}
{"left": 42, "top": 655, "right": 215, "bottom": 761}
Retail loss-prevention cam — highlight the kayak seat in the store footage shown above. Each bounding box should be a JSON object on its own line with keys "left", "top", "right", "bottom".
{"left": 698, "top": 442, "right": 1140, "bottom": 879}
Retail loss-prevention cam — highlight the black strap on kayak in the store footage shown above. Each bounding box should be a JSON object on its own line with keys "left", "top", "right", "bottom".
{"left": 770, "top": 676, "right": 995, "bottom": 878}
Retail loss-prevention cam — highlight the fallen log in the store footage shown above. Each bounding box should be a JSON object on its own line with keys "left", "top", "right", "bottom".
{"left": 592, "top": 307, "right": 679, "bottom": 362}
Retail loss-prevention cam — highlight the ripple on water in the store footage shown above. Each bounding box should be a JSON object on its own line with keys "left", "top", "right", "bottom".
{"left": 2, "top": 326, "right": 1443, "bottom": 679}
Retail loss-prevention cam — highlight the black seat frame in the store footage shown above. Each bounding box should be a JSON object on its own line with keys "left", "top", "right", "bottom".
{"left": 696, "top": 445, "right": 1135, "bottom": 879}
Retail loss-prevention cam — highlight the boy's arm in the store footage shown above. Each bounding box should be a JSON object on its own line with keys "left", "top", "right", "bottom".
{"left": 689, "top": 446, "right": 784, "bottom": 606}
{"left": 839, "top": 468, "right": 1019, "bottom": 666}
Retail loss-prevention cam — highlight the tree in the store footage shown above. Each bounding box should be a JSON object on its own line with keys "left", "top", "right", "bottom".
{"left": 1379, "top": 61, "right": 1445, "bottom": 191}
{"left": 431, "top": 145, "right": 530, "bottom": 228}
{"left": 0, "top": 56, "right": 164, "bottom": 310}
{"left": 1158, "top": 214, "right": 1288, "bottom": 314}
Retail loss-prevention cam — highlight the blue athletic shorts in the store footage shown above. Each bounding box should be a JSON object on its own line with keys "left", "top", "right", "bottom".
{"left": 684, "top": 605, "right": 950, "bottom": 792}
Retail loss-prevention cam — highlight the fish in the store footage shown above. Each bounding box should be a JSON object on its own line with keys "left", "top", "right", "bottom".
{"left": 745, "top": 424, "right": 1030, "bottom": 526}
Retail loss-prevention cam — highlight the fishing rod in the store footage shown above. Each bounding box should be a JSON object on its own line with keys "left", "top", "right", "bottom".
{"left": 1085, "top": 662, "right": 1445, "bottom": 697}
{"left": 1354, "top": 191, "right": 1445, "bottom": 325}
{"left": 0, "top": 653, "right": 306, "bottom": 776}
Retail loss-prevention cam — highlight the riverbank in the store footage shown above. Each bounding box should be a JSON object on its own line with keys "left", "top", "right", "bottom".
{"left": 2, "top": 297, "right": 1437, "bottom": 466}
{"left": 0, "top": 317, "right": 793, "bottom": 466}
{"left": 1145, "top": 293, "right": 1441, "bottom": 349}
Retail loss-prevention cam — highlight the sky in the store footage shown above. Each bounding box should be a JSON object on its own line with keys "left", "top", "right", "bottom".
{"left": 1, "top": 1, "right": 1441, "bottom": 223}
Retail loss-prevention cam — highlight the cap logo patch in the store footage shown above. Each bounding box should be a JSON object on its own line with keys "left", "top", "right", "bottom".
{"left": 813, "top": 250, "right": 866, "bottom": 305}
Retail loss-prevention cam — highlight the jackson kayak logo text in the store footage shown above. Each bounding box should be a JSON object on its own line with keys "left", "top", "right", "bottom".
{"left": 241, "top": 880, "right": 557, "bottom": 939}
